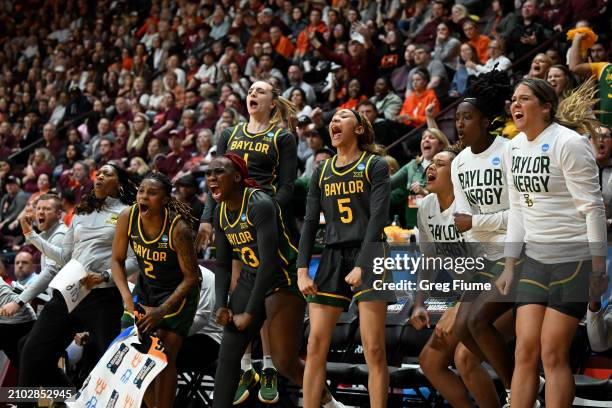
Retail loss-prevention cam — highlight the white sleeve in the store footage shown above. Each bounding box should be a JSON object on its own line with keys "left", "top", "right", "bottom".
{"left": 417, "top": 201, "right": 435, "bottom": 257}
{"left": 26, "top": 223, "right": 74, "bottom": 267}
{"left": 472, "top": 211, "right": 508, "bottom": 232}
{"left": 560, "top": 135, "right": 607, "bottom": 256}
{"left": 504, "top": 145, "right": 525, "bottom": 258}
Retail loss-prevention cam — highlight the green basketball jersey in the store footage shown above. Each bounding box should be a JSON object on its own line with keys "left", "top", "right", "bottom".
{"left": 128, "top": 205, "right": 182, "bottom": 289}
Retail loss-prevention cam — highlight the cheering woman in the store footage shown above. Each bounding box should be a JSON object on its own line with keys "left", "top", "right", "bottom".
{"left": 18, "top": 163, "right": 139, "bottom": 387}
{"left": 497, "top": 78, "right": 607, "bottom": 407}
{"left": 112, "top": 172, "right": 200, "bottom": 408}
{"left": 208, "top": 153, "right": 310, "bottom": 408}
{"left": 196, "top": 80, "right": 298, "bottom": 404}
{"left": 298, "top": 109, "right": 395, "bottom": 408}
{"left": 410, "top": 146, "right": 485, "bottom": 408}
{"left": 450, "top": 70, "right": 517, "bottom": 407}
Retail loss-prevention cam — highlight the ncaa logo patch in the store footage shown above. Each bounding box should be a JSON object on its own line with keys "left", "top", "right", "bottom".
{"left": 491, "top": 156, "right": 501, "bottom": 166}
{"left": 267, "top": 132, "right": 275, "bottom": 137}
{"left": 357, "top": 163, "right": 366, "bottom": 171}
{"left": 161, "top": 235, "right": 169, "bottom": 243}
{"left": 241, "top": 214, "right": 247, "bottom": 222}
{"left": 541, "top": 143, "right": 550, "bottom": 152}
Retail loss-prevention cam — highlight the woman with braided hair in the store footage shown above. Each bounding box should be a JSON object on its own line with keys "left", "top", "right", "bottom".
{"left": 112, "top": 171, "right": 200, "bottom": 408}
{"left": 449, "top": 69, "right": 523, "bottom": 407}
{"left": 18, "top": 163, "right": 140, "bottom": 388}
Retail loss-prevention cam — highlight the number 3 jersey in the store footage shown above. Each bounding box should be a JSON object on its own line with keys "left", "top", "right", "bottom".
{"left": 128, "top": 205, "right": 183, "bottom": 290}
{"left": 297, "top": 152, "right": 390, "bottom": 269}
{"left": 505, "top": 123, "right": 606, "bottom": 263}
{"left": 217, "top": 188, "right": 297, "bottom": 278}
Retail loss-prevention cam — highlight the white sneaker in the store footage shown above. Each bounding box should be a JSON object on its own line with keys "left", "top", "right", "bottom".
{"left": 322, "top": 396, "right": 346, "bottom": 408}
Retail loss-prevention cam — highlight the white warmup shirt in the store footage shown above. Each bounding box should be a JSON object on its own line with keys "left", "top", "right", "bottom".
{"left": 417, "top": 193, "right": 482, "bottom": 279}
{"left": 451, "top": 136, "right": 510, "bottom": 261}
{"left": 505, "top": 123, "right": 607, "bottom": 263}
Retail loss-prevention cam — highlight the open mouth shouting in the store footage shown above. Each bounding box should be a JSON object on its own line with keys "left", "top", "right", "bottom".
{"left": 330, "top": 124, "right": 342, "bottom": 143}
{"left": 208, "top": 182, "right": 221, "bottom": 202}
{"left": 138, "top": 202, "right": 150, "bottom": 216}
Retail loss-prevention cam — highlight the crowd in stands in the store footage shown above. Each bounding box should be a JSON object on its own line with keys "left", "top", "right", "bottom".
{"left": 0, "top": 0, "right": 610, "bottom": 351}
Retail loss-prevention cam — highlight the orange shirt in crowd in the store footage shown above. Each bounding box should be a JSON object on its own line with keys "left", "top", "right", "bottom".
{"left": 467, "top": 35, "right": 490, "bottom": 64}
{"left": 295, "top": 23, "right": 327, "bottom": 58}
{"left": 399, "top": 89, "right": 439, "bottom": 127}
{"left": 338, "top": 95, "right": 368, "bottom": 111}
{"left": 274, "top": 35, "right": 295, "bottom": 60}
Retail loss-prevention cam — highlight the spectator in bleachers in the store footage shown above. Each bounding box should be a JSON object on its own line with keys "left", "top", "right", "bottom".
{"left": 449, "top": 44, "right": 481, "bottom": 98}
{"left": 302, "top": 128, "right": 328, "bottom": 179}
{"left": 391, "top": 124, "right": 449, "bottom": 228}
{"left": 484, "top": 0, "right": 520, "bottom": 42}
{"left": 86, "top": 118, "right": 114, "bottom": 160}
{"left": 462, "top": 20, "right": 490, "bottom": 64}
{"left": 506, "top": 0, "right": 552, "bottom": 73}
{"left": 157, "top": 131, "right": 191, "bottom": 180}
{"left": 177, "top": 110, "right": 201, "bottom": 150}
{"left": 569, "top": 32, "right": 611, "bottom": 126}
{"left": 126, "top": 112, "right": 150, "bottom": 159}
{"left": 95, "top": 137, "right": 116, "bottom": 167}
{"left": 398, "top": 70, "right": 441, "bottom": 127}
{"left": 310, "top": 22, "right": 377, "bottom": 96}
{"left": 41, "top": 123, "right": 62, "bottom": 158}
{"left": 152, "top": 92, "right": 181, "bottom": 142}
{"left": 336, "top": 78, "right": 368, "bottom": 111}
{"left": 290, "top": 88, "right": 314, "bottom": 118}
{"left": 413, "top": 0, "right": 449, "bottom": 50}
{"left": 391, "top": 44, "right": 417, "bottom": 96}
{"left": 448, "top": 4, "right": 471, "bottom": 41}
{"left": 21, "top": 148, "right": 53, "bottom": 194}
{"left": 0, "top": 177, "right": 29, "bottom": 241}
{"left": 433, "top": 22, "right": 461, "bottom": 71}
{"left": 546, "top": 64, "right": 576, "bottom": 99}
{"left": 283, "top": 65, "right": 317, "bottom": 106}
{"left": 112, "top": 122, "right": 129, "bottom": 161}
{"left": 472, "top": 39, "right": 512, "bottom": 74}
{"left": 525, "top": 53, "right": 553, "bottom": 79}
{"left": 370, "top": 77, "right": 403, "bottom": 121}
{"left": 111, "top": 97, "right": 133, "bottom": 131}
{"left": 405, "top": 45, "right": 449, "bottom": 100}
{"left": 199, "top": 100, "right": 221, "bottom": 132}
{"left": 174, "top": 174, "right": 204, "bottom": 232}
{"left": 295, "top": 8, "right": 328, "bottom": 60}
{"left": 376, "top": 28, "right": 406, "bottom": 78}
{"left": 58, "top": 161, "right": 93, "bottom": 206}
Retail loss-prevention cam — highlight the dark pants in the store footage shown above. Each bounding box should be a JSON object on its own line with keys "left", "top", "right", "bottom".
{"left": 177, "top": 333, "right": 220, "bottom": 373}
{"left": 0, "top": 320, "right": 35, "bottom": 367}
{"left": 213, "top": 275, "right": 267, "bottom": 408}
{"left": 18, "top": 288, "right": 123, "bottom": 387}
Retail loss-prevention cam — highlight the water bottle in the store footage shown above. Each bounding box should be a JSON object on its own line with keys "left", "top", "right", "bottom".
{"left": 392, "top": 215, "right": 401, "bottom": 227}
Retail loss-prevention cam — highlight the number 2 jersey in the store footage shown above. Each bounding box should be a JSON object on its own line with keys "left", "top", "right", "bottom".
{"left": 451, "top": 136, "right": 510, "bottom": 261}
{"left": 214, "top": 188, "right": 298, "bottom": 315}
{"left": 505, "top": 123, "right": 606, "bottom": 263}
{"left": 128, "top": 205, "right": 183, "bottom": 291}
{"left": 297, "top": 151, "right": 390, "bottom": 269}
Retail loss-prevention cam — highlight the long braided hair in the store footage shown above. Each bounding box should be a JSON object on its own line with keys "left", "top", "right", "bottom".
{"left": 75, "top": 162, "right": 140, "bottom": 215}
{"left": 141, "top": 171, "right": 195, "bottom": 225}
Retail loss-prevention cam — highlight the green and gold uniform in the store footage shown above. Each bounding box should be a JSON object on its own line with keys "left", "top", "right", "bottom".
{"left": 201, "top": 123, "right": 298, "bottom": 223}
{"left": 298, "top": 152, "right": 396, "bottom": 309}
{"left": 128, "top": 205, "right": 199, "bottom": 337}
{"left": 214, "top": 188, "right": 300, "bottom": 316}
